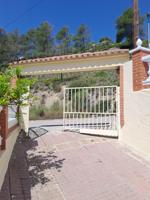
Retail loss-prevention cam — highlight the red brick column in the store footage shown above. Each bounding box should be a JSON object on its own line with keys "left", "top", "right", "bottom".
{"left": 132, "top": 50, "right": 150, "bottom": 91}
{"left": 0, "top": 106, "right": 8, "bottom": 150}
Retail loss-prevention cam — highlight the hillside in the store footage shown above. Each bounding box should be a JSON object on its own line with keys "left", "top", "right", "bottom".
{"left": 30, "top": 70, "right": 119, "bottom": 120}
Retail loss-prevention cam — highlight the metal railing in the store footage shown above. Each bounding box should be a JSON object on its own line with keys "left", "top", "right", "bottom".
{"left": 63, "top": 86, "right": 119, "bottom": 136}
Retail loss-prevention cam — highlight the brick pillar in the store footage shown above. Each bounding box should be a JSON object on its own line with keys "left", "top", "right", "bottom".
{"left": 132, "top": 50, "right": 150, "bottom": 91}
{"left": 130, "top": 39, "right": 150, "bottom": 91}
{"left": 0, "top": 106, "right": 8, "bottom": 150}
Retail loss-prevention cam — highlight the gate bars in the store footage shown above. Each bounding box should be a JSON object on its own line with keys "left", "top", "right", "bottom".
{"left": 63, "top": 86, "right": 120, "bottom": 136}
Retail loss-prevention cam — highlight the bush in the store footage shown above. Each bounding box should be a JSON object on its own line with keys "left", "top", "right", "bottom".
{"left": 29, "top": 100, "right": 63, "bottom": 120}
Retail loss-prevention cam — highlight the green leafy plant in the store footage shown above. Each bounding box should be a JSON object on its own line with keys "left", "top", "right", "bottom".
{"left": 0, "top": 71, "right": 11, "bottom": 105}
{"left": 0, "top": 66, "right": 35, "bottom": 112}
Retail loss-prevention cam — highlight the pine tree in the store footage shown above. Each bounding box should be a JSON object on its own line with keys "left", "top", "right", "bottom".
{"left": 56, "top": 26, "right": 72, "bottom": 55}
{"left": 35, "top": 22, "right": 54, "bottom": 56}
{"left": 0, "top": 28, "right": 10, "bottom": 70}
{"left": 73, "top": 24, "right": 90, "bottom": 53}
{"left": 116, "top": 8, "right": 144, "bottom": 49}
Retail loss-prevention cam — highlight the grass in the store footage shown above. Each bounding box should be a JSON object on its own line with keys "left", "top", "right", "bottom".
{"left": 29, "top": 100, "right": 63, "bottom": 120}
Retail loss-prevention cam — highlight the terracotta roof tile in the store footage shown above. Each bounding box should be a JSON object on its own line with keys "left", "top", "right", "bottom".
{"left": 11, "top": 49, "right": 129, "bottom": 66}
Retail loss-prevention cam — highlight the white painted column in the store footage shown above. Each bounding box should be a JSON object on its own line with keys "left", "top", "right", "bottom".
{"left": 19, "top": 87, "right": 30, "bottom": 135}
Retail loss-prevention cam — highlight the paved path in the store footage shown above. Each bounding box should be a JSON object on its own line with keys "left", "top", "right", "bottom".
{"left": 1, "top": 121, "right": 150, "bottom": 200}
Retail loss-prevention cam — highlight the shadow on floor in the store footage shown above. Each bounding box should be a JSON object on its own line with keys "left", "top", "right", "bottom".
{"left": 0, "top": 129, "right": 65, "bottom": 200}
{"left": 28, "top": 127, "right": 48, "bottom": 140}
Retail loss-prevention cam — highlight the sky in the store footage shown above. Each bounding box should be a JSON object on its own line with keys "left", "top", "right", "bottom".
{"left": 0, "top": 0, "right": 149, "bottom": 42}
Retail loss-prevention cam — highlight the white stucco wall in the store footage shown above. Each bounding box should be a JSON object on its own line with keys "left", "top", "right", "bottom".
{"left": 0, "top": 127, "right": 20, "bottom": 190}
{"left": 120, "top": 61, "right": 150, "bottom": 159}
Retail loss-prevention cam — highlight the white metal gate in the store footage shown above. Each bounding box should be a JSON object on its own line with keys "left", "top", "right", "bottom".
{"left": 63, "top": 86, "right": 120, "bottom": 137}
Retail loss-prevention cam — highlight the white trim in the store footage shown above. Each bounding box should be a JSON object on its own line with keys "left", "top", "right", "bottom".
{"left": 79, "top": 129, "right": 118, "bottom": 137}
{"left": 116, "top": 87, "right": 120, "bottom": 137}
{"left": 65, "top": 85, "right": 117, "bottom": 89}
{"left": 141, "top": 88, "right": 150, "bottom": 93}
{"left": 142, "top": 55, "right": 150, "bottom": 62}
{"left": 129, "top": 46, "right": 150, "bottom": 54}
{"left": 143, "top": 79, "right": 150, "bottom": 85}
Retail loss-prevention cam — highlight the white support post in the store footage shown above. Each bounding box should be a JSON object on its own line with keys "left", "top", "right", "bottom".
{"left": 63, "top": 87, "right": 66, "bottom": 130}
{"left": 116, "top": 87, "right": 120, "bottom": 134}
{"left": 74, "top": 89, "right": 76, "bottom": 113}
{"left": 71, "top": 89, "right": 72, "bottom": 113}
{"left": 82, "top": 88, "right": 84, "bottom": 112}
{"left": 20, "top": 86, "right": 30, "bottom": 135}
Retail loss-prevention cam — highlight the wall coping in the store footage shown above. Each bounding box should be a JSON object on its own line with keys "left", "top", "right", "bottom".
{"left": 142, "top": 55, "right": 150, "bottom": 86}
{"left": 129, "top": 46, "right": 150, "bottom": 54}
{"left": 142, "top": 55, "right": 150, "bottom": 62}
{"left": 142, "top": 88, "right": 150, "bottom": 93}
{"left": 129, "top": 38, "right": 150, "bottom": 54}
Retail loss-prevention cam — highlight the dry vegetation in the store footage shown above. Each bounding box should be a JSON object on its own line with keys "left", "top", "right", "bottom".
{"left": 29, "top": 70, "right": 119, "bottom": 120}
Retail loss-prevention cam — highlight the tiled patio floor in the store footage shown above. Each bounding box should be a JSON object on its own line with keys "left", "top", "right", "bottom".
{"left": 0, "top": 120, "right": 150, "bottom": 200}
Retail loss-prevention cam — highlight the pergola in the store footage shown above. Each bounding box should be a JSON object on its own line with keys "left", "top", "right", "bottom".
{"left": 10, "top": 49, "right": 129, "bottom": 137}
{"left": 11, "top": 49, "right": 129, "bottom": 76}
